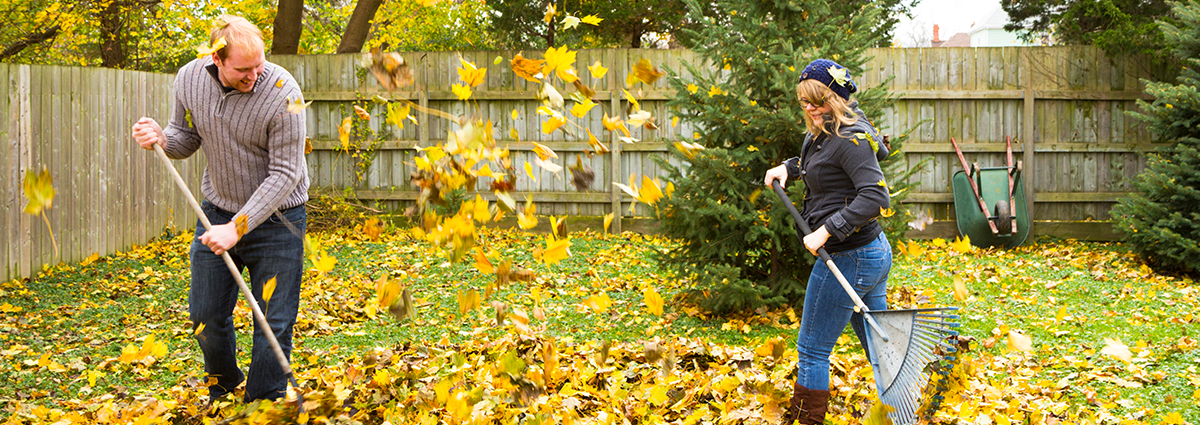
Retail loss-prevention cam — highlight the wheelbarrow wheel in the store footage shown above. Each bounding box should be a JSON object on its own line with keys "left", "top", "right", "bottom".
{"left": 994, "top": 200, "right": 1012, "bottom": 235}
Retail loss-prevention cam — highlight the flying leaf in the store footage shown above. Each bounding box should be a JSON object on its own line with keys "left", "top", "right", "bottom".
{"left": 457, "top": 58, "right": 487, "bottom": 87}
{"left": 286, "top": 97, "right": 312, "bottom": 114}
{"left": 570, "top": 98, "right": 597, "bottom": 117}
{"left": 234, "top": 215, "right": 249, "bottom": 238}
{"left": 262, "top": 275, "right": 277, "bottom": 311}
{"left": 393, "top": 102, "right": 417, "bottom": 129}
{"left": 338, "top": 117, "right": 353, "bottom": 150}
{"left": 631, "top": 58, "right": 664, "bottom": 86}
{"left": 627, "top": 110, "right": 653, "bottom": 127}
{"left": 950, "top": 235, "right": 973, "bottom": 253}
{"left": 1008, "top": 330, "right": 1033, "bottom": 352}
{"left": 542, "top": 115, "right": 566, "bottom": 134}
{"left": 639, "top": 176, "right": 663, "bottom": 205}
{"left": 1100, "top": 338, "right": 1133, "bottom": 363}
{"left": 22, "top": 168, "right": 55, "bottom": 215}
{"left": 543, "top": 236, "right": 571, "bottom": 265}
{"left": 535, "top": 157, "right": 563, "bottom": 175}
{"left": 195, "top": 36, "right": 226, "bottom": 58}
{"left": 588, "top": 61, "right": 608, "bottom": 79}
{"left": 583, "top": 292, "right": 611, "bottom": 313}
{"left": 603, "top": 113, "right": 631, "bottom": 137}
{"left": 353, "top": 105, "right": 371, "bottom": 121}
{"left": 458, "top": 289, "right": 480, "bottom": 315}
{"left": 880, "top": 207, "right": 895, "bottom": 218}
{"left": 586, "top": 129, "right": 609, "bottom": 154}
{"left": 581, "top": 14, "right": 603, "bottom": 25}
{"left": 518, "top": 197, "right": 537, "bottom": 229}
{"left": 510, "top": 53, "right": 545, "bottom": 82}
{"left": 562, "top": 14, "right": 581, "bottom": 30}
{"left": 363, "top": 217, "right": 384, "bottom": 240}
{"left": 863, "top": 400, "right": 895, "bottom": 425}
{"left": 542, "top": 46, "right": 577, "bottom": 80}
{"left": 475, "top": 248, "right": 494, "bottom": 274}
{"left": 532, "top": 142, "right": 559, "bottom": 161}
{"left": 540, "top": 82, "right": 564, "bottom": 109}
{"left": 472, "top": 194, "right": 490, "bottom": 222}
{"left": 603, "top": 212, "right": 614, "bottom": 235}
{"left": 543, "top": 2, "right": 556, "bottom": 23}
{"left": 644, "top": 285, "right": 664, "bottom": 316}
{"left": 452, "top": 83, "right": 472, "bottom": 100}
{"left": 953, "top": 274, "right": 968, "bottom": 302}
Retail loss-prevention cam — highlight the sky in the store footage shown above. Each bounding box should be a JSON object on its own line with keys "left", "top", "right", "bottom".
{"left": 893, "top": 0, "right": 1004, "bottom": 47}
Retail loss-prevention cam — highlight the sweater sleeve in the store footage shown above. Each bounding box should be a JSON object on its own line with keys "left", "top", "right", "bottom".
{"left": 162, "top": 64, "right": 203, "bottom": 160}
{"left": 236, "top": 79, "right": 307, "bottom": 233}
{"left": 823, "top": 132, "right": 890, "bottom": 242}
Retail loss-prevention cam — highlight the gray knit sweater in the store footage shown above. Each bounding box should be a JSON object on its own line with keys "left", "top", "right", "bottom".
{"left": 163, "top": 57, "right": 309, "bottom": 233}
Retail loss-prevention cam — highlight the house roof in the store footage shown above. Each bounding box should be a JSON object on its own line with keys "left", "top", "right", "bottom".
{"left": 936, "top": 32, "right": 971, "bottom": 47}
{"left": 969, "top": 5, "right": 1011, "bottom": 34}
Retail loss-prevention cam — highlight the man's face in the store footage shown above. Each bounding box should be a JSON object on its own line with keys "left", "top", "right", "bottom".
{"left": 212, "top": 45, "right": 265, "bottom": 93}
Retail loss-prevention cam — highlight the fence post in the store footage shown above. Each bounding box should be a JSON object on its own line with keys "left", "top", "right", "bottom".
{"left": 1021, "top": 50, "right": 1036, "bottom": 223}
{"left": 16, "top": 65, "right": 32, "bottom": 279}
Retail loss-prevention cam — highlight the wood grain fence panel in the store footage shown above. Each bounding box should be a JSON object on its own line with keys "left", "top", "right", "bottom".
{"left": 1, "top": 64, "right": 13, "bottom": 281}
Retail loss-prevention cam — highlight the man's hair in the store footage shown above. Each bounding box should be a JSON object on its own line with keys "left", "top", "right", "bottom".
{"left": 210, "top": 15, "right": 264, "bottom": 60}
{"left": 796, "top": 79, "right": 857, "bottom": 138}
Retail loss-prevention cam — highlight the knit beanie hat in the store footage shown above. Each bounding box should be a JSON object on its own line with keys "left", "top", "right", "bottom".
{"left": 800, "top": 59, "right": 857, "bottom": 101}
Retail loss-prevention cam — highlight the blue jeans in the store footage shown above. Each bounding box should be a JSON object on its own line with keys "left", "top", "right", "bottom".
{"left": 189, "top": 201, "right": 306, "bottom": 402}
{"left": 794, "top": 232, "right": 891, "bottom": 390}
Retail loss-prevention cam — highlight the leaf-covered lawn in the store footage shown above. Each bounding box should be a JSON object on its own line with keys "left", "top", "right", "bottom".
{"left": 0, "top": 228, "right": 1197, "bottom": 424}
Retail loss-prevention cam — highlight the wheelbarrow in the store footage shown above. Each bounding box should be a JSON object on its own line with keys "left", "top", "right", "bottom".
{"left": 950, "top": 136, "right": 1030, "bottom": 249}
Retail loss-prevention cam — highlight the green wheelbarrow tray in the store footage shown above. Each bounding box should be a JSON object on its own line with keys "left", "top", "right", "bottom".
{"left": 951, "top": 166, "right": 1030, "bottom": 249}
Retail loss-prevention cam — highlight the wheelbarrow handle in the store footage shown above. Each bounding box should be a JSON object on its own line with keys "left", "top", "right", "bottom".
{"left": 770, "top": 180, "right": 890, "bottom": 342}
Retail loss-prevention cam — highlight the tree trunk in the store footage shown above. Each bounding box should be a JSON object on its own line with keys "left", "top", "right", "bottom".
{"left": 272, "top": 0, "right": 305, "bottom": 55}
{"left": 99, "top": 0, "right": 127, "bottom": 68}
{"left": 336, "top": 0, "right": 384, "bottom": 54}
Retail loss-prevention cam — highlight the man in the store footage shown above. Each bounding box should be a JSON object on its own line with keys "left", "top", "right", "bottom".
{"left": 131, "top": 15, "right": 308, "bottom": 403}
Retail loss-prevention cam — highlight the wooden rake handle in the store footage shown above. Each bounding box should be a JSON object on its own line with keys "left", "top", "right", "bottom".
{"left": 770, "top": 180, "right": 890, "bottom": 342}
{"left": 151, "top": 144, "right": 294, "bottom": 376}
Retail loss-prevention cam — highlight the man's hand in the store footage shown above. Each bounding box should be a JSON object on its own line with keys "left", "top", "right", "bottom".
{"left": 803, "top": 225, "right": 831, "bottom": 257}
{"left": 132, "top": 117, "right": 166, "bottom": 151}
{"left": 763, "top": 164, "right": 788, "bottom": 187}
{"left": 199, "top": 222, "right": 240, "bottom": 256}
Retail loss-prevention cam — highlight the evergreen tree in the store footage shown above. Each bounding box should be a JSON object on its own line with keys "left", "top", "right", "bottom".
{"left": 1113, "top": 0, "right": 1200, "bottom": 277}
{"left": 654, "top": 0, "right": 922, "bottom": 314}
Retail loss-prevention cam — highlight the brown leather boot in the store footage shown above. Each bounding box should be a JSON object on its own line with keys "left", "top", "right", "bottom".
{"left": 780, "top": 382, "right": 830, "bottom": 425}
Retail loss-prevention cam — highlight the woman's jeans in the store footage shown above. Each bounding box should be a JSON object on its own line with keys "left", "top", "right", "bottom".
{"left": 794, "top": 232, "right": 891, "bottom": 390}
{"left": 189, "top": 201, "right": 306, "bottom": 402}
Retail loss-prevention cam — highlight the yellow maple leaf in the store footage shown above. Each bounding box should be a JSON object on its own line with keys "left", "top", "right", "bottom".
{"left": 286, "top": 97, "right": 312, "bottom": 114}
{"left": 542, "top": 115, "right": 566, "bottom": 134}
{"left": 474, "top": 248, "right": 494, "bottom": 274}
{"left": 950, "top": 235, "right": 974, "bottom": 253}
{"left": 863, "top": 400, "right": 895, "bottom": 425}
{"left": 686, "top": 83, "right": 698, "bottom": 94}
{"left": 1008, "top": 330, "right": 1033, "bottom": 352}
{"left": 22, "top": 168, "right": 55, "bottom": 215}
{"left": 510, "top": 52, "right": 545, "bottom": 82}
{"left": 542, "top": 46, "right": 577, "bottom": 80}
{"left": 879, "top": 207, "right": 895, "bottom": 218}
{"left": 953, "top": 274, "right": 968, "bottom": 302}
{"left": 603, "top": 113, "right": 630, "bottom": 137}
{"left": 571, "top": 98, "right": 597, "bottom": 117}
{"left": 262, "top": 275, "right": 277, "bottom": 311}
{"left": 1100, "top": 338, "right": 1132, "bottom": 363}
{"left": 338, "top": 117, "right": 353, "bottom": 150}
{"left": 519, "top": 197, "right": 538, "bottom": 229}
{"left": 603, "top": 212, "right": 614, "bottom": 235}
{"left": 386, "top": 103, "right": 412, "bottom": 129}
{"left": 457, "top": 58, "right": 487, "bottom": 87}
{"left": 639, "top": 176, "right": 663, "bottom": 205}
{"left": 643, "top": 285, "right": 664, "bottom": 316}
{"left": 532, "top": 142, "right": 558, "bottom": 161}
{"left": 1161, "top": 412, "right": 1186, "bottom": 425}
{"left": 543, "top": 2, "right": 556, "bottom": 23}
{"left": 581, "top": 14, "right": 603, "bottom": 25}
{"left": 588, "top": 61, "right": 608, "bottom": 79}
{"left": 195, "top": 36, "right": 226, "bottom": 58}
{"left": 631, "top": 58, "right": 664, "bottom": 86}
{"left": 363, "top": 217, "right": 383, "bottom": 240}
{"left": 583, "top": 292, "right": 612, "bottom": 313}
{"left": 472, "top": 194, "right": 490, "bottom": 223}
{"left": 451, "top": 83, "right": 472, "bottom": 100}
{"left": 543, "top": 236, "right": 571, "bottom": 265}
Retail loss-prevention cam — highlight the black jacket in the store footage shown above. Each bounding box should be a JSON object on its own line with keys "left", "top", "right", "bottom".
{"left": 784, "top": 103, "right": 890, "bottom": 253}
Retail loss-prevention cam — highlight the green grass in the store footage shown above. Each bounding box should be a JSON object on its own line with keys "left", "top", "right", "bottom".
{"left": 1, "top": 229, "right": 1197, "bottom": 423}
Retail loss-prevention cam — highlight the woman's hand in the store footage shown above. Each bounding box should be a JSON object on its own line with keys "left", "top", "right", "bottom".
{"left": 763, "top": 164, "right": 788, "bottom": 187}
{"left": 803, "top": 225, "right": 831, "bottom": 257}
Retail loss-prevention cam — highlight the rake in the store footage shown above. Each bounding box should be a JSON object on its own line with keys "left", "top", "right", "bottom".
{"left": 150, "top": 144, "right": 305, "bottom": 413}
{"left": 771, "top": 181, "right": 959, "bottom": 424}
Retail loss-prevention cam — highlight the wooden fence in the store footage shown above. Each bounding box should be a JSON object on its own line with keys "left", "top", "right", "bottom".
{"left": 0, "top": 46, "right": 1166, "bottom": 281}
{"left": 273, "top": 46, "right": 1164, "bottom": 240}
{"left": 1, "top": 64, "right": 205, "bottom": 282}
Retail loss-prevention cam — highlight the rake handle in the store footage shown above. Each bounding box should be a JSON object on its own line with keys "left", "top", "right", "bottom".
{"left": 771, "top": 180, "right": 890, "bottom": 342}
{"left": 151, "top": 144, "right": 295, "bottom": 376}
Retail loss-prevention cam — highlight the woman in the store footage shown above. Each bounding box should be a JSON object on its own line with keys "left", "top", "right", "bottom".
{"left": 763, "top": 58, "right": 892, "bottom": 425}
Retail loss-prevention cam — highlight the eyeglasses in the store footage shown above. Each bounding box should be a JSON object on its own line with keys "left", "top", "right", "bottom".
{"left": 800, "top": 97, "right": 826, "bottom": 109}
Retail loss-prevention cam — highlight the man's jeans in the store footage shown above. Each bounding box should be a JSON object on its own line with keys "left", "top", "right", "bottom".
{"left": 189, "top": 201, "right": 305, "bottom": 402}
{"left": 794, "top": 231, "right": 891, "bottom": 391}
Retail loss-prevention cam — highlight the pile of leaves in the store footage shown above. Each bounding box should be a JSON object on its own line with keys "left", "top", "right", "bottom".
{"left": 2, "top": 226, "right": 1199, "bottom": 424}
